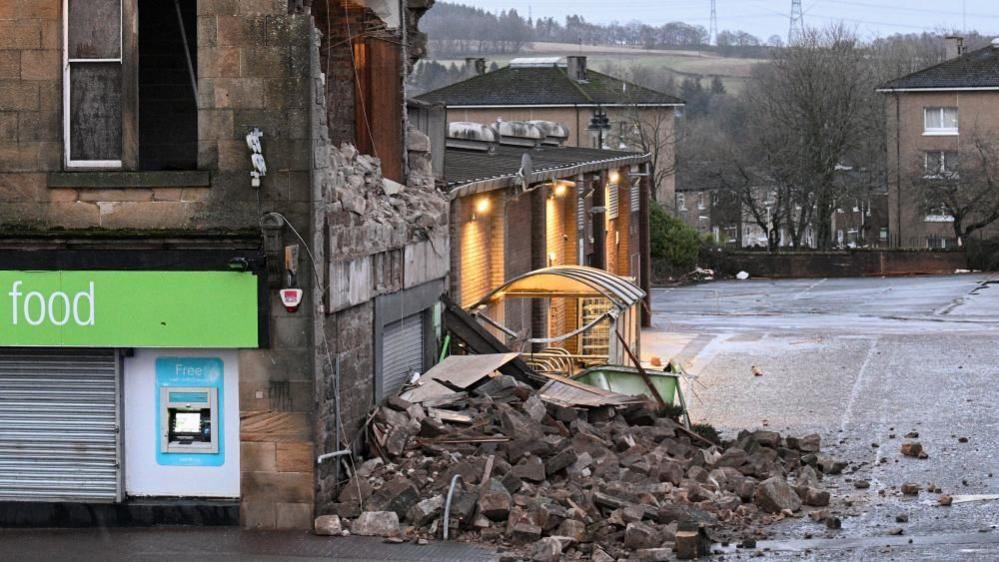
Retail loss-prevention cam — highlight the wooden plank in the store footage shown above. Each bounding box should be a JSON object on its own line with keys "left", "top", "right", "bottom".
{"left": 70, "top": 63, "right": 123, "bottom": 161}
{"left": 69, "top": 0, "right": 122, "bottom": 59}
{"left": 399, "top": 377, "right": 456, "bottom": 404}
{"left": 367, "top": 38, "right": 403, "bottom": 182}
{"left": 426, "top": 353, "right": 519, "bottom": 390}
{"left": 441, "top": 294, "right": 544, "bottom": 387}
{"left": 427, "top": 408, "right": 473, "bottom": 424}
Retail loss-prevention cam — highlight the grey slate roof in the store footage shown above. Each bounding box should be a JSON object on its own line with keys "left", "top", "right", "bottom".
{"left": 446, "top": 145, "right": 642, "bottom": 188}
{"left": 881, "top": 45, "right": 999, "bottom": 90}
{"left": 417, "top": 65, "right": 684, "bottom": 106}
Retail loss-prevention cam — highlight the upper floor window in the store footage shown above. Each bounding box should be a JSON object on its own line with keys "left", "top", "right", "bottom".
{"left": 65, "top": 0, "right": 198, "bottom": 171}
{"left": 65, "top": 0, "right": 124, "bottom": 168}
{"left": 924, "top": 151, "right": 960, "bottom": 178}
{"left": 677, "top": 193, "right": 686, "bottom": 211}
{"left": 924, "top": 107, "right": 958, "bottom": 135}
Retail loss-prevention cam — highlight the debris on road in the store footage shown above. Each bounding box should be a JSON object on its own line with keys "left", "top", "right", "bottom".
{"left": 736, "top": 271, "right": 751, "bottom": 280}
{"left": 948, "top": 494, "right": 999, "bottom": 504}
{"left": 321, "top": 358, "right": 846, "bottom": 560}
{"left": 900, "top": 442, "right": 927, "bottom": 459}
{"left": 900, "top": 483, "right": 921, "bottom": 496}
{"left": 751, "top": 365, "right": 765, "bottom": 377}
{"left": 938, "top": 495, "right": 954, "bottom": 506}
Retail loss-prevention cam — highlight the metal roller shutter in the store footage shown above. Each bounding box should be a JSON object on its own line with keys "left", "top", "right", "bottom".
{"left": 380, "top": 315, "right": 424, "bottom": 400}
{"left": 0, "top": 349, "right": 120, "bottom": 502}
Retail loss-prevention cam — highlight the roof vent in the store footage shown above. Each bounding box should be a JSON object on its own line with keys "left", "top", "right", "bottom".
{"left": 496, "top": 121, "right": 545, "bottom": 148}
{"left": 447, "top": 122, "right": 498, "bottom": 152}
{"left": 527, "top": 120, "right": 570, "bottom": 146}
{"left": 992, "top": 37, "right": 999, "bottom": 49}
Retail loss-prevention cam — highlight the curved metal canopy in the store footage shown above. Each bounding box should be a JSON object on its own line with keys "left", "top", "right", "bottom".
{"left": 469, "top": 266, "right": 646, "bottom": 311}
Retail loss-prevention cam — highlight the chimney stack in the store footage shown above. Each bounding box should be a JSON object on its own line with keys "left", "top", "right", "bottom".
{"left": 945, "top": 36, "right": 965, "bottom": 59}
{"left": 465, "top": 57, "right": 487, "bottom": 77}
{"left": 567, "top": 56, "right": 588, "bottom": 82}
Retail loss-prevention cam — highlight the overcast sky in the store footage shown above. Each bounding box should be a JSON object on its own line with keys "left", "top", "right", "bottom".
{"left": 452, "top": 0, "right": 999, "bottom": 41}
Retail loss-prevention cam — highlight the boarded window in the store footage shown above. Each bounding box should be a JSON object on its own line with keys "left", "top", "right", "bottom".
{"left": 66, "top": 0, "right": 124, "bottom": 166}
{"left": 353, "top": 37, "right": 404, "bottom": 182}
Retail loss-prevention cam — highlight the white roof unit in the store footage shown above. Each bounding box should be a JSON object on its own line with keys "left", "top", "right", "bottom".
{"left": 509, "top": 57, "right": 564, "bottom": 68}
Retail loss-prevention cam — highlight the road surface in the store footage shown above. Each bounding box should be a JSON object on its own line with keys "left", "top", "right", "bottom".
{"left": 644, "top": 274, "right": 999, "bottom": 561}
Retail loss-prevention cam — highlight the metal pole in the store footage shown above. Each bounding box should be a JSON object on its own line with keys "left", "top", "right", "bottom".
{"left": 174, "top": 0, "right": 198, "bottom": 102}
{"left": 443, "top": 474, "right": 464, "bottom": 540}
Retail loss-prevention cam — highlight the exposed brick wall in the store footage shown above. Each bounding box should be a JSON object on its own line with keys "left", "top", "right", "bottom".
{"left": 315, "top": 301, "right": 374, "bottom": 512}
{"left": 709, "top": 250, "right": 969, "bottom": 279}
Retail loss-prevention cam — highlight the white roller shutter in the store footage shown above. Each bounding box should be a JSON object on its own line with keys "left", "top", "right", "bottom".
{"left": 0, "top": 349, "right": 120, "bottom": 502}
{"left": 380, "top": 315, "right": 425, "bottom": 400}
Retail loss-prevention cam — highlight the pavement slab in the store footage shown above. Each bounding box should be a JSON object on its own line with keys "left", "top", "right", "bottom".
{"left": 0, "top": 528, "right": 498, "bottom": 561}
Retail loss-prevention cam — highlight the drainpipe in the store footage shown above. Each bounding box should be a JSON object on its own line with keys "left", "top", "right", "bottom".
{"left": 639, "top": 162, "right": 652, "bottom": 328}
{"left": 531, "top": 182, "right": 548, "bottom": 351}
{"left": 894, "top": 92, "right": 902, "bottom": 248}
{"left": 592, "top": 172, "right": 607, "bottom": 271}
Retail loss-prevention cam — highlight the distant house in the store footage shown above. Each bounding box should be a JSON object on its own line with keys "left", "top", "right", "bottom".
{"left": 879, "top": 37, "right": 999, "bottom": 249}
{"left": 416, "top": 56, "right": 684, "bottom": 207}
{"left": 677, "top": 178, "right": 888, "bottom": 250}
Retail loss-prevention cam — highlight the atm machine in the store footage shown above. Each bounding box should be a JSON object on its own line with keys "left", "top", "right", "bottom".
{"left": 155, "top": 357, "right": 225, "bottom": 467}
{"left": 160, "top": 387, "right": 219, "bottom": 454}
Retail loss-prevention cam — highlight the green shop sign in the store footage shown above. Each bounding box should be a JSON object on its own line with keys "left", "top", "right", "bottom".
{"left": 0, "top": 271, "right": 259, "bottom": 348}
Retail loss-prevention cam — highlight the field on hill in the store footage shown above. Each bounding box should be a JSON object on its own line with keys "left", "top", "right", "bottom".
{"left": 431, "top": 41, "right": 765, "bottom": 93}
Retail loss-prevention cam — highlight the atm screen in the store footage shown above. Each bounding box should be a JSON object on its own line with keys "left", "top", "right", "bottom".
{"left": 173, "top": 412, "right": 202, "bottom": 434}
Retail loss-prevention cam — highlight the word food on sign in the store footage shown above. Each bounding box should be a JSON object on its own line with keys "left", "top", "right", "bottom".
{"left": 8, "top": 281, "right": 95, "bottom": 327}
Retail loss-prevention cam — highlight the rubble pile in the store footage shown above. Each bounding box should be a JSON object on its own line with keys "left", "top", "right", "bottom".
{"left": 325, "top": 372, "right": 846, "bottom": 560}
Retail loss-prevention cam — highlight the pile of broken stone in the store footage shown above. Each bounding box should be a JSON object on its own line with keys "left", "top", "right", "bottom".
{"left": 315, "top": 374, "right": 846, "bottom": 561}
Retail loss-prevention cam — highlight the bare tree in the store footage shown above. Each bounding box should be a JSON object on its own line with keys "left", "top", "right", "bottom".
{"left": 745, "top": 25, "right": 881, "bottom": 249}
{"left": 914, "top": 132, "right": 999, "bottom": 246}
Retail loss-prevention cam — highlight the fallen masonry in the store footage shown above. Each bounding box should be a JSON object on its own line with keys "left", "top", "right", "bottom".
{"left": 319, "top": 371, "right": 845, "bottom": 560}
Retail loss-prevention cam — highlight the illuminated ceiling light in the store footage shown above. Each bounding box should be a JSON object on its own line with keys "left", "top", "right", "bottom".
{"left": 553, "top": 183, "right": 568, "bottom": 197}
{"left": 475, "top": 197, "right": 491, "bottom": 215}
{"left": 609, "top": 171, "right": 620, "bottom": 184}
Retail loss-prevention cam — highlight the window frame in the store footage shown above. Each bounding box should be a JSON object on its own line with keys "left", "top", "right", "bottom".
{"left": 923, "top": 150, "right": 960, "bottom": 179}
{"left": 677, "top": 192, "right": 686, "bottom": 211}
{"left": 923, "top": 107, "right": 959, "bottom": 136}
{"left": 63, "top": 0, "right": 125, "bottom": 169}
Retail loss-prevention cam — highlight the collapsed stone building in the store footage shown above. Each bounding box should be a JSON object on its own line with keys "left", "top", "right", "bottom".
{"left": 0, "top": 0, "right": 445, "bottom": 529}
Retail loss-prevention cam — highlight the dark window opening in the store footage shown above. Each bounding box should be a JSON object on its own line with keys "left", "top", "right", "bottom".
{"left": 138, "top": 0, "right": 198, "bottom": 171}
